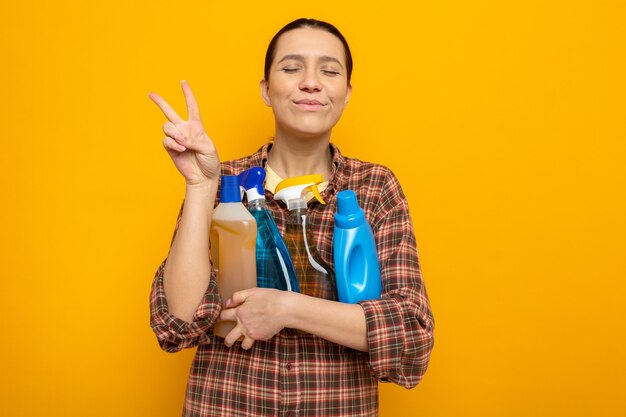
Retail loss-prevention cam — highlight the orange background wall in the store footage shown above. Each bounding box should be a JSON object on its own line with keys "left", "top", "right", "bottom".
{"left": 1, "top": 1, "right": 625, "bottom": 416}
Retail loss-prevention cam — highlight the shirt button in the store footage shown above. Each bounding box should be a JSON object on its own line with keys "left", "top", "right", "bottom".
{"left": 285, "top": 363, "right": 292, "bottom": 371}
{"left": 286, "top": 412, "right": 292, "bottom": 417}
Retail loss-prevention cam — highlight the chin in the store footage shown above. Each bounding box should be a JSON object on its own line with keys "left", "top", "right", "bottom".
{"left": 291, "top": 128, "right": 331, "bottom": 139}
{"left": 294, "top": 119, "right": 341, "bottom": 137}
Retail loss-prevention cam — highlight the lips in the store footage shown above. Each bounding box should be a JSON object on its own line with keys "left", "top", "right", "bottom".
{"left": 293, "top": 99, "right": 326, "bottom": 111}
{"left": 295, "top": 99, "right": 324, "bottom": 105}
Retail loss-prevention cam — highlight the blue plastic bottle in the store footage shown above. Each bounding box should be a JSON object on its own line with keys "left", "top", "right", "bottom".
{"left": 333, "top": 190, "right": 382, "bottom": 303}
{"left": 239, "top": 167, "right": 300, "bottom": 292}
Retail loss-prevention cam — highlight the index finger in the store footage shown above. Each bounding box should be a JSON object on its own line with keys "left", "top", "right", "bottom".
{"left": 224, "top": 289, "right": 253, "bottom": 308}
{"left": 180, "top": 80, "right": 201, "bottom": 121}
{"left": 148, "top": 92, "right": 184, "bottom": 124}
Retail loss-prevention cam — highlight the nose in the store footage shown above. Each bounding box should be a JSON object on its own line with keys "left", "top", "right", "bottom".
{"left": 298, "top": 68, "right": 322, "bottom": 92}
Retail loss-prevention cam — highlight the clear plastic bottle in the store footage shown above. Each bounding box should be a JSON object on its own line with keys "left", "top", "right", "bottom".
{"left": 275, "top": 175, "right": 337, "bottom": 300}
{"left": 210, "top": 175, "right": 257, "bottom": 338}
{"left": 239, "top": 167, "right": 300, "bottom": 292}
{"left": 334, "top": 190, "right": 382, "bottom": 303}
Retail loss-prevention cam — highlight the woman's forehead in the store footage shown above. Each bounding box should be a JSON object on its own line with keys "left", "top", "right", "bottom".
{"left": 272, "top": 28, "right": 346, "bottom": 64}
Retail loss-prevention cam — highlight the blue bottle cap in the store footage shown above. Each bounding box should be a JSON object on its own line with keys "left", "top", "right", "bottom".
{"left": 240, "top": 167, "right": 266, "bottom": 201}
{"left": 335, "top": 190, "right": 365, "bottom": 228}
{"left": 220, "top": 175, "right": 242, "bottom": 203}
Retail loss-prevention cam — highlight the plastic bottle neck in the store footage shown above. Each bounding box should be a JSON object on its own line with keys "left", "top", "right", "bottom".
{"left": 247, "top": 198, "right": 267, "bottom": 211}
{"left": 288, "top": 206, "right": 307, "bottom": 223}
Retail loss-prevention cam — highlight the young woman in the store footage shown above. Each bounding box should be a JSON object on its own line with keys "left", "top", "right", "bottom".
{"left": 149, "top": 18, "right": 434, "bottom": 417}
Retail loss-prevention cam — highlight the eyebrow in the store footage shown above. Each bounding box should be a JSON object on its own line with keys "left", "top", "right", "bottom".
{"left": 277, "top": 54, "right": 345, "bottom": 68}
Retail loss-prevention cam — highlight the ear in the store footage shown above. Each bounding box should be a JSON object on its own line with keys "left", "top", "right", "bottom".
{"left": 260, "top": 79, "right": 271, "bottom": 106}
{"left": 344, "top": 84, "right": 352, "bottom": 106}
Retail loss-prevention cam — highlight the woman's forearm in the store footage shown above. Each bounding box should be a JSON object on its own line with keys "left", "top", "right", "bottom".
{"left": 163, "top": 181, "right": 218, "bottom": 322}
{"left": 284, "top": 293, "right": 369, "bottom": 352}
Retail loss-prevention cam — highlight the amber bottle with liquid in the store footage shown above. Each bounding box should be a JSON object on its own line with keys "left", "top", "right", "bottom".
{"left": 210, "top": 175, "right": 257, "bottom": 337}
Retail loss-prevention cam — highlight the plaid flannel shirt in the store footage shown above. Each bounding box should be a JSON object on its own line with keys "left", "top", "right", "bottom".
{"left": 150, "top": 143, "right": 434, "bottom": 417}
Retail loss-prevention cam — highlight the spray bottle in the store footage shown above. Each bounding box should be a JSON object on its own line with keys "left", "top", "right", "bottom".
{"left": 333, "top": 190, "right": 382, "bottom": 303}
{"left": 239, "top": 167, "right": 300, "bottom": 292}
{"left": 274, "top": 175, "right": 337, "bottom": 300}
{"left": 210, "top": 175, "right": 257, "bottom": 338}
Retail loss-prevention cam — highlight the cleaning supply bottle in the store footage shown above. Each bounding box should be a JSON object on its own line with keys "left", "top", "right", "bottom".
{"left": 210, "top": 175, "right": 257, "bottom": 338}
{"left": 274, "top": 175, "right": 337, "bottom": 300}
{"left": 333, "top": 190, "right": 382, "bottom": 303}
{"left": 239, "top": 167, "right": 300, "bottom": 292}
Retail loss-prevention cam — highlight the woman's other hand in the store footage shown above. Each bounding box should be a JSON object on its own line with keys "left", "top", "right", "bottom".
{"left": 149, "top": 81, "right": 220, "bottom": 186}
{"left": 219, "top": 288, "right": 293, "bottom": 350}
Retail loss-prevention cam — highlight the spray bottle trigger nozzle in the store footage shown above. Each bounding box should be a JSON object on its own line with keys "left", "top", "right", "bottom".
{"left": 310, "top": 185, "right": 325, "bottom": 205}
{"left": 239, "top": 167, "right": 266, "bottom": 202}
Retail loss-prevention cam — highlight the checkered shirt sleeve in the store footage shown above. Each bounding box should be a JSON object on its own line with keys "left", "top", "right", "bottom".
{"left": 356, "top": 168, "right": 434, "bottom": 388}
{"left": 149, "top": 207, "right": 223, "bottom": 352}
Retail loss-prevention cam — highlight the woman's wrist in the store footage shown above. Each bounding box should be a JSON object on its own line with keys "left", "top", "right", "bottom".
{"left": 281, "top": 291, "right": 305, "bottom": 329}
{"left": 182, "top": 180, "right": 218, "bottom": 214}
{"left": 185, "top": 180, "right": 218, "bottom": 200}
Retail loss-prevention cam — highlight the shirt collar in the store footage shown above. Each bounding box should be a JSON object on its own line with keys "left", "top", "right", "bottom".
{"left": 251, "top": 142, "right": 347, "bottom": 197}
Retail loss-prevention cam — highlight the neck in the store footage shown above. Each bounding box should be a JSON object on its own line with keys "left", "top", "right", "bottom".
{"left": 268, "top": 133, "right": 333, "bottom": 179}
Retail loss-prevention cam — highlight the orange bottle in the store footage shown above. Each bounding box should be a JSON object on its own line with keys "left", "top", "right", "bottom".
{"left": 210, "top": 175, "right": 257, "bottom": 338}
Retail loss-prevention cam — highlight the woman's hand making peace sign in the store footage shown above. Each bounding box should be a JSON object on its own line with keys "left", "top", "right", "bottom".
{"left": 149, "top": 81, "right": 220, "bottom": 186}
